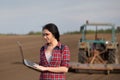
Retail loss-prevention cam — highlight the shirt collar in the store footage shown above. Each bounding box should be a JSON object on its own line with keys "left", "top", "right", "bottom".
{"left": 44, "top": 42, "right": 62, "bottom": 49}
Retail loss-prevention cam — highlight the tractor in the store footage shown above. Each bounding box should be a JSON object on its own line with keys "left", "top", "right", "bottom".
{"left": 69, "top": 21, "right": 120, "bottom": 74}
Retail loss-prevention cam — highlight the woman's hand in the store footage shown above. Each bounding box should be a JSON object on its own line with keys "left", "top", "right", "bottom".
{"left": 33, "top": 64, "right": 47, "bottom": 71}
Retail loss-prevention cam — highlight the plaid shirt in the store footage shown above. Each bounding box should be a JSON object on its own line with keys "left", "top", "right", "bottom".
{"left": 39, "top": 42, "right": 70, "bottom": 80}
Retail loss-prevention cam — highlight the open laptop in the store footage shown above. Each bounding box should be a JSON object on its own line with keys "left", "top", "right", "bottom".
{"left": 23, "top": 59, "right": 38, "bottom": 68}
{"left": 17, "top": 41, "right": 39, "bottom": 70}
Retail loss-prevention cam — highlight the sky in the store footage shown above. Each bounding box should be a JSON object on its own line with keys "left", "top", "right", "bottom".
{"left": 0, "top": 0, "right": 120, "bottom": 34}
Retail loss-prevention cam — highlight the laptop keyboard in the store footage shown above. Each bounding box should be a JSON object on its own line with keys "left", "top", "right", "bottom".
{"left": 24, "top": 59, "right": 37, "bottom": 67}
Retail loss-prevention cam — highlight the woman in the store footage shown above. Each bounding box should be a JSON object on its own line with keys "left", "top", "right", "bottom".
{"left": 34, "top": 23, "right": 70, "bottom": 80}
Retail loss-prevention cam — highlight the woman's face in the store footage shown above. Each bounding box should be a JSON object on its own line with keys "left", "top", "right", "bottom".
{"left": 42, "top": 29, "right": 55, "bottom": 43}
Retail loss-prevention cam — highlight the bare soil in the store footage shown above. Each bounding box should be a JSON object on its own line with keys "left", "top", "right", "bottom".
{"left": 0, "top": 33, "right": 120, "bottom": 80}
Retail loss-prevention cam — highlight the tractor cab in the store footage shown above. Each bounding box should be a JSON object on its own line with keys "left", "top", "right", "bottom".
{"left": 78, "top": 21, "right": 118, "bottom": 64}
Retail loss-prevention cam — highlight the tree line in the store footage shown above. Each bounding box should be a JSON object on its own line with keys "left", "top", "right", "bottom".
{"left": 0, "top": 28, "right": 119, "bottom": 35}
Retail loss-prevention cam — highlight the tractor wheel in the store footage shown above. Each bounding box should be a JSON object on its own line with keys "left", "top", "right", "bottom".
{"left": 78, "top": 49, "right": 88, "bottom": 63}
{"left": 108, "top": 50, "right": 116, "bottom": 63}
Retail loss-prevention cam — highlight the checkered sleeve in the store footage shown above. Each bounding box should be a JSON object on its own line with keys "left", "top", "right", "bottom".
{"left": 61, "top": 45, "right": 70, "bottom": 67}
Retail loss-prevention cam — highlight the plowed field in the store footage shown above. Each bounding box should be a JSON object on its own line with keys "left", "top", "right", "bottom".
{"left": 0, "top": 33, "right": 120, "bottom": 80}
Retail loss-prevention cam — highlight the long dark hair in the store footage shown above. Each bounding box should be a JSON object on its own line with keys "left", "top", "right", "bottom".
{"left": 42, "top": 23, "right": 60, "bottom": 41}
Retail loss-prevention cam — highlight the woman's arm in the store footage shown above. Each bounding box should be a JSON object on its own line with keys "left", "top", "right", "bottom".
{"left": 34, "top": 64, "right": 68, "bottom": 72}
{"left": 47, "top": 66, "right": 68, "bottom": 72}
